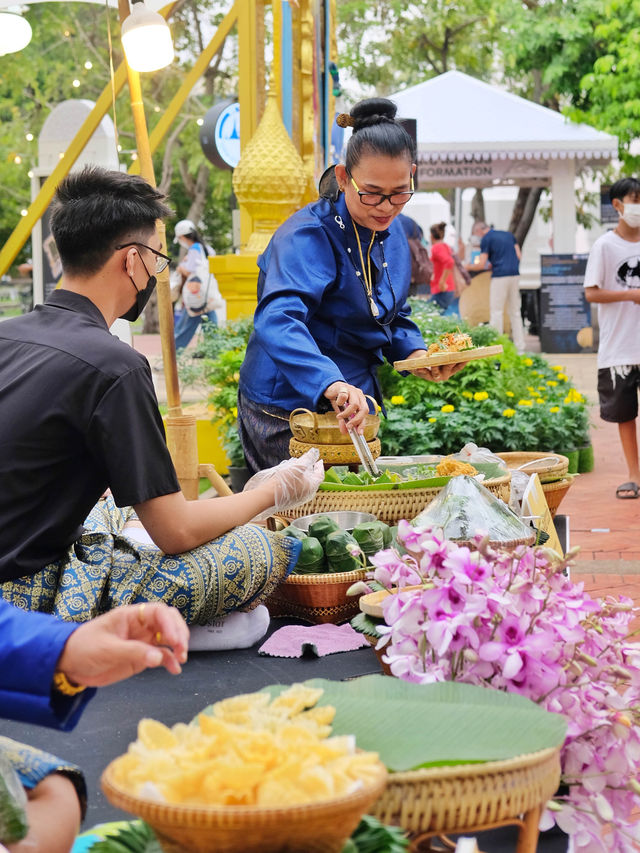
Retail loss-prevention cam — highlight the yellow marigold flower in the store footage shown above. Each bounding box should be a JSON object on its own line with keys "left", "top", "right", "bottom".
{"left": 502, "top": 408, "right": 516, "bottom": 417}
{"left": 231, "top": 406, "right": 238, "bottom": 418}
{"left": 441, "top": 404, "right": 455, "bottom": 413}
{"left": 546, "top": 380, "right": 558, "bottom": 387}
{"left": 505, "top": 391, "right": 514, "bottom": 398}
{"left": 462, "top": 390, "right": 473, "bottom": 399}
{"left": 523, "top": 357, "right": 533, "bottom": 366}
{"left": 549, "top": 406, "right": 560, "bottom": 413}
{"left": 557, "top": 373, "right": 568, "bottom": 382}
{"left": 429, "top": 417, "right": 437, "bottom": 423}
{"left": 473, "top": 391, "right": 489, "bottom": 401}
{"left": 564, "top": 389, "right": 584, "bottom": 404}
{"left": 390, "top": 395, "right": 406, "bottom": 405}
{"left": 551, "top": 365, "right": 563, "bottom": 372}
{"left": 527, "top": 386, "right": 535, "bottom": 393}
{"left": 518, "top": 399, "right": 533, "bottom": 407}
{"left": 534, "top": 398, "right": 545, "bottom": 404}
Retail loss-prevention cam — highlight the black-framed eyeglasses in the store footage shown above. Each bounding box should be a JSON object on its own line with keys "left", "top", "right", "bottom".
{"left": 347, "top": 171, "right": 414, "bottom": 207}
{"left": 116, "top": 242, "right": 172, "bottom": 274}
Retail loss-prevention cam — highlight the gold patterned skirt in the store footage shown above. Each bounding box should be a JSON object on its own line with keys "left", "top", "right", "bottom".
{"left": 0, "top": 495, "right": 299, "bottom": 625}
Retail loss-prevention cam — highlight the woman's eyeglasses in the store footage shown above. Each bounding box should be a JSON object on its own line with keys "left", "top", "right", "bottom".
{"left": 116, "top": 242, "right": 172, "bottom": 274}
{"left": 347, "top": 172, "right": 414, "bottom": 207}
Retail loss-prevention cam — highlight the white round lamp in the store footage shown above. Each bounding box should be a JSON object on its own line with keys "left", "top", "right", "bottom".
{"left": 0, "top": 10, "right": 32, "bottom": 57}
{"left": 121, "top": 1, "right": 174, "bottom": 73}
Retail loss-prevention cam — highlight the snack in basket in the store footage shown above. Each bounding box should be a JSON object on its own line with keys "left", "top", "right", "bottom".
{"left": 426, "top": 330, "right": 473, "bottom": 355}
{"left": 283, "top": 515, "right": 392, "bottom": 575}
{"left": 435, "top": 456, "right": 477, "bottom": 477}
{"left": 109, "top": 684, "right": 382, "bottom": 808}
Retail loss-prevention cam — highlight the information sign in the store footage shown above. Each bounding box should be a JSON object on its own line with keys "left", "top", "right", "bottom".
{"left": 539, "top": 254, "right": 591, "bottom": 353}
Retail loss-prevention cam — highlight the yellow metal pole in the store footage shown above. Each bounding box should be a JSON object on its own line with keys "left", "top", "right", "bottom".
{"left": 237, "top": 0, "right": 260, "bottom": 247}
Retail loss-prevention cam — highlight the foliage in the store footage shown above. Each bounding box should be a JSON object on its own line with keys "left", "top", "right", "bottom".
{"left": 369, "top": 526, "right": 640, "bottom": 852}
{"left": 378, "top": 301, "right": 591, "bottom": 456}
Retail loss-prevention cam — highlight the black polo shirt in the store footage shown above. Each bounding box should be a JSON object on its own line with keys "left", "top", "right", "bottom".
{"left": 0, "top": 290, "right": 180, "bottom": 581}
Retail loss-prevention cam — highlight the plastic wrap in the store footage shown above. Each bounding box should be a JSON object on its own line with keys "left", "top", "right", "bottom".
{"left": 413, "top": 475, "right": 534, "bottom": 546}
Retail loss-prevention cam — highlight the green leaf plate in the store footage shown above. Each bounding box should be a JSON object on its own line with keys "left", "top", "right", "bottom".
{"left": 319, "top": 476, "right": 451, "bottom": 492}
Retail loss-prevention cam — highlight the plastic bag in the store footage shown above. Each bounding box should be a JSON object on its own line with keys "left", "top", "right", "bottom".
{"left": 453, "top": 442, "right": 507, "bottom": 470}
{"left": 412, "top": 475, "right": 534, "bottom": 546}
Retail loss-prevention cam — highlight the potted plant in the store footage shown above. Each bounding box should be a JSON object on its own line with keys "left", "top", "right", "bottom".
{"left": 224, "top": 421, "right": 251, "bottom": 492}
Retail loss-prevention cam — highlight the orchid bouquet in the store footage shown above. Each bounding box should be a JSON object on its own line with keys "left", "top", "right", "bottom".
{"left": 366, "top": 523, "right": 640, "bottom": 853}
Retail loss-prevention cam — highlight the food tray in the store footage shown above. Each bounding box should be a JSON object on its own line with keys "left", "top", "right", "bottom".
{"left": 393, "top": 344, "right": 503, "bottom": 370}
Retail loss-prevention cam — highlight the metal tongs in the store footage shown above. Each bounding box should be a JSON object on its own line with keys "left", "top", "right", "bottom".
{"left": 340, "top": 404, "right": 381, "bottom": 477}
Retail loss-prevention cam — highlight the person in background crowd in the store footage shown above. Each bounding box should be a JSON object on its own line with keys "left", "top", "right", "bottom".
{"left": 429, "top": 221, "right": 458, "bottom": 315}
{"left": 471, "top": 220, "right": 525, "bottom": 354}
{"left": 397, "top": 213, "right": 431, "bottom": 296}
{"left": 584, "top": 176, "right": 640, "bottom": 500}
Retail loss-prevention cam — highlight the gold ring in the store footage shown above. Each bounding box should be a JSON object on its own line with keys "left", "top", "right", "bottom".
{"left": 137, "top": 603, "right": 146, "bottom": 625}
{"left": 155, "top": 631, "right": 163, "bottom": 644}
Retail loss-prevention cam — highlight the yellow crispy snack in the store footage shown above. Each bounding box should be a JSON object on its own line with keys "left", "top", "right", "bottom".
{"left": 110, "top": 684, "right": 381, "bottom": 808}
{"left": 436, "top": 456, "right": 478, "bottom": 477}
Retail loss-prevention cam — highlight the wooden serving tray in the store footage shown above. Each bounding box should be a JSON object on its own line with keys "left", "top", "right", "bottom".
{"left": 393, "top": 344, "right": 503, "bottom": 370}
{"left": 359, "top": 585, "right": 431, "bottom": 619}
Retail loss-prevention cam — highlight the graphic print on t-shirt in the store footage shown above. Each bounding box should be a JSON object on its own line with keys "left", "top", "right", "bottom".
{"left": 616, "top": 255, "right": 640, "bottom": 289}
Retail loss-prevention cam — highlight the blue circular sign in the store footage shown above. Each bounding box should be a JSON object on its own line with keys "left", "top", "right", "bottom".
{"left": 214, "top": 102, "right": 240, "bottom": 168}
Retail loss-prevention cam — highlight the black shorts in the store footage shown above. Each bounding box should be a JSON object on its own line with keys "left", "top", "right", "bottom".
{"left": 598, "top": 365, "right": 640, "bottom": 422}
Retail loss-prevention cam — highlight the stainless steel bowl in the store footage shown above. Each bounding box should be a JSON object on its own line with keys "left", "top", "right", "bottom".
{"left": 290, "top": 510, "right": 377, "bottom": 533}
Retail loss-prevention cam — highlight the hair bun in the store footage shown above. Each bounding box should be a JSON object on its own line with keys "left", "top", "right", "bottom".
{"left": 350, "top": 97, "right": 397, "bottom": 127}
{"left": 336, "top": 113, "right": 355, "bottom": 128}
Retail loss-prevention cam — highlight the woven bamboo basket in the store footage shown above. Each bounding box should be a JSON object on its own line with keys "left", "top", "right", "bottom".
{"left": 541, "top": 477, "right": 573, "bottom": 518}
{"left": 289, "top": 437, "right": 381, "bottom": 465}
{"left": 370, "top": 747, "right": 561, "bottom": 838}
{"left": 265, "top": 567, "right": 369, "bottom": 624}
{"left": 285, "top": 473, "right": 512, "bottom": 526}
{"left": 101, "top": 760, "right": 387, "bottom": 853}
{"left": 496, "top": 452, "right": 569, "bottom": 483}
{"left": 289, "top": 404, "right": 380, "bottom": 445}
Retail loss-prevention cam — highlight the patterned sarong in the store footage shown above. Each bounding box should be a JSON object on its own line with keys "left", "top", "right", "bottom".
{"left": 0, "top": 495, "right": 300, "bottom": 624}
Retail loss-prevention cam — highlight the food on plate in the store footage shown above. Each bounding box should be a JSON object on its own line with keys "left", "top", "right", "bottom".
{"left": 426, "top": 331, "right": 473, "bottom": 355}
{"left": 108, "top": 684, "right": 382, "bottom": 807}
{"left": 435, "top": 457, "right": 478, "bottom": 477}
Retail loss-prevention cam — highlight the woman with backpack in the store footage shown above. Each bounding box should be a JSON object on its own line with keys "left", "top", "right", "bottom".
{"left": 172, "top": 219, "right": 224, "bottom": 350}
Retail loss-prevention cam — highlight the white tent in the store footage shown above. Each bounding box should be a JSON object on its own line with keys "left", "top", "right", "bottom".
{"left": 390, "top": 71, "right": 618, "bottom": 253}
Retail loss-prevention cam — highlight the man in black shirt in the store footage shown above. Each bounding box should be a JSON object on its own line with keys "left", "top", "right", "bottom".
{"left": 0, "top": 167, "right": 323, "bottom": 622}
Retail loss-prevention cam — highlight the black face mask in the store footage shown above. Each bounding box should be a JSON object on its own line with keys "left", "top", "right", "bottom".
{"left": 120, "top": 255, "right": 157, "bottom": 322}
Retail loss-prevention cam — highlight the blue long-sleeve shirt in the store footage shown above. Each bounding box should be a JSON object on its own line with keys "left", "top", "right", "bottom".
{"left": 239, "top": 193, "right": 425, "bottom": 410}
{"left": 0, "top": 600, "right": 95, "bottom": 730}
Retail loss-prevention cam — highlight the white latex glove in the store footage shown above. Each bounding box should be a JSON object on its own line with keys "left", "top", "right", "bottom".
{"left": 243, "top": 448, "right": 325, "bottom": 522}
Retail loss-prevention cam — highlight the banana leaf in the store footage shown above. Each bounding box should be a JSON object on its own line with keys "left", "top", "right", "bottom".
{"left": 263, "top": 676, "right": 566, "bottom": 772}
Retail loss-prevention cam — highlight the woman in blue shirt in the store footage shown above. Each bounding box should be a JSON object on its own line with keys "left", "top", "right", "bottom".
{"left": 238, "top": 97, "right": 461, "bottom": 472}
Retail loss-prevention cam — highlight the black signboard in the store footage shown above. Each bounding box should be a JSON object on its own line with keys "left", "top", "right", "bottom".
{"left": 539, "top": 254, "right": 591, "bottom": 353}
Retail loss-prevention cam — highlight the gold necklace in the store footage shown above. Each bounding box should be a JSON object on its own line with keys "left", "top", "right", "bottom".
{"left": 352, "top": 221, "right": 379, "bottom": 317}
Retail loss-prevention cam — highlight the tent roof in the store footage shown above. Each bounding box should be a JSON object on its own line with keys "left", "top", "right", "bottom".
{"left": 390, "top": 71, "right": 618, "bottom": 162}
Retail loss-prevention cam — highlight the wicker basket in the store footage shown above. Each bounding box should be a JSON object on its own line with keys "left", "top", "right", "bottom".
{"left": 289, "top": 437, "right": 381, "bottom": 465}
{"left": 496, "top": 452, "right": 569, "bottom": 483}
{"left": 289, "top": 404, "right": 380, "bottom": 445}
{"left": 541, "top": 477, "right": 573, "bottom": 518}
{"left": 265, "top": 568, "right": 368, "bottom": 624}
{"left": 370, "top": 747, "right": 561, "bottom": 838}
{"left": 101, "top": 760, "right": 387, "bottom": 853}
{"left": 284, "top": 473, "right": 512, "bottom": 526}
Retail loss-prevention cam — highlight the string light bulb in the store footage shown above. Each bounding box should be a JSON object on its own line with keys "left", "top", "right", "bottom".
{"left": 121, "top": 1, "right": 174, "bottom": 73}
{"left": 0, "top": 9, "right": 32, "bottom": 56}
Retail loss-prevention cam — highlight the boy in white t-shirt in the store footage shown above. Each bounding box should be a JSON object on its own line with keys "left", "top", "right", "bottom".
{"left": 584, "top": 177, "right": 640, "bottom": 498}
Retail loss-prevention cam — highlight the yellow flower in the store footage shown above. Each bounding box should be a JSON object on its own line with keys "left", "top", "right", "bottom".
{"left": 546, "top": 380, "right": 558, "bottom": 387}
{"left": 473, "top": 391, "right": 489, "bottom": 401}
{"left": 556, "top": 373, "right": 568, "bottom": 382}
{"left": 505, "top": 391, "right": 514, "bottom": 398}
{"left": 564, "top": 389, "right": 584, "bottom": 404}
{"left": 231, "top": 406, "right": 238, "bottom": 418}
{"left": 534, "top": 398, "right": 545, "bottom": 404}
{"left": 518, "top": 399, "right": 533, "bottom": 406}
{"left": 550, "top": 406, "right": 560, "bottom": 413}
{"left": 551, "top": 365, "right": 563, "bottom": 372}
{"left": 523, "top": 357, "right": 533, "bottom": 366}
{"left": 502, "top": 408, "right": 516, "bottom": 417}
{"left": 462, "top": 391, "right": 473, "bottom": 399}
{"left": 441, "top": 404, "right": 455, "bottom": 413}
{"left": 390, "top": 395, "right": 406, "bottom": 405}
{"left": 429, "top": 417, "right": 437, "bottom": 423}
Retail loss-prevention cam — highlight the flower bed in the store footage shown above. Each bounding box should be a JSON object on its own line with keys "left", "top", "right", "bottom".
{"left": 363, "top": 524, "right": 640, "bottom": 852}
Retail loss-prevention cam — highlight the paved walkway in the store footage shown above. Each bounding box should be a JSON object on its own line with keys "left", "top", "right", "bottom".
{"left": 134, "top": 332, "right": 640, "bottom": 606}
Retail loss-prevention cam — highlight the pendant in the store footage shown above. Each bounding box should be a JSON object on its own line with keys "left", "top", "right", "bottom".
{"left": 369, "top": 297, "right": 380, "bottom": 318}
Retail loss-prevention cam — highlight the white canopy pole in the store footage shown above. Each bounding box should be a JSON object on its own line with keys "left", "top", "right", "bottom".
{"left": 549, "top": 159, "right": 577, "bottom": 254}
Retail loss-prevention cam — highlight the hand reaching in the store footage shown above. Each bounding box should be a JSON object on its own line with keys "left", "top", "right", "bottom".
{"left": 243, "top": 448, "right": 325, "bottom": 521}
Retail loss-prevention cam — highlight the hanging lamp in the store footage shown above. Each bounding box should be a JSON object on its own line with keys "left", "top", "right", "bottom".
{"left": 0, "top": 8, "right": 32, "bottom": 57}
{"left": 121, "top": 0, "right": 174, "bottom": 73}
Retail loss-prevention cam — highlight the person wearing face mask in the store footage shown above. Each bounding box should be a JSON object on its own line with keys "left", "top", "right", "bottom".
{"left": 0, "top": 167, "right": 325, "bottom": 623}
{"left": 237, "top": 98, "right": 465, "bottom": 473}
{"left": 584, "top": 177, "right": 640, "bottom": 500}
{"left": 172, "top": 219, "right": 224, "bottom": 351}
